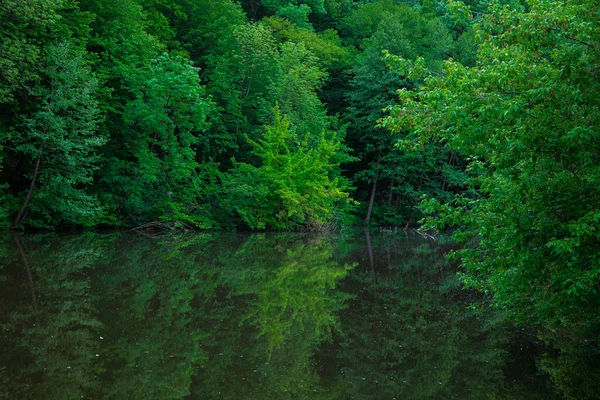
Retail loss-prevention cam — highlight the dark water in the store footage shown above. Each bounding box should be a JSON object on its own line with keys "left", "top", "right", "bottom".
{"left": 0, "top": 231, "right": 598, "bottom": 399}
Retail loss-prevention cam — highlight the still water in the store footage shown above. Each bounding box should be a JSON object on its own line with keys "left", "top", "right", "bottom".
{"left": 0, "top": 231, "right": 598, "bottom": 399}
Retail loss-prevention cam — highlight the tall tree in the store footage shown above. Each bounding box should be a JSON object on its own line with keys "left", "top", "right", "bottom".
{"left": 208, "top": 22, "right": 338, "bottom": 159}
{"left": 10, "top": 42, "right": 103, "bottom": 229}
{"left": 344, "top": 3, "right": 457, "bottom": 225}
{"left": 100, "top": 54, "right": 213, "bottom": 225}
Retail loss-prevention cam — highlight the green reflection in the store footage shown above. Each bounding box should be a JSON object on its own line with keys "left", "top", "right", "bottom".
{"left": 0, "top": 232, "right": 354, "bottom": 399}
{"left": 314, "top": 235, "right": 510, "bottom": 399}
{"left": 0, "top": 232, "right": 598, "bottom": 399}
{"left": 0, "top": 233, "right": 113, "bottom": 399}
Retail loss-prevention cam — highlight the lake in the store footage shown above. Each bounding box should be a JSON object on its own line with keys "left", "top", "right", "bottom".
{"left": 1, "top": 230, "right": 598, "bottom": 399}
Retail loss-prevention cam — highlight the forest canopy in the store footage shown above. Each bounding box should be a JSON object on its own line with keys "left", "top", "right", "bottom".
{"left": 0, "top": 0, "right": 478, "bottom": 231}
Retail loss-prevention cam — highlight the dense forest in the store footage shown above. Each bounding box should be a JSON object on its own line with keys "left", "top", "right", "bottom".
{"left": 0, "top": 0, "right": 495, "bottom": 231}
{"left": 1, "top": 0, "right": 599, "bottom": 334}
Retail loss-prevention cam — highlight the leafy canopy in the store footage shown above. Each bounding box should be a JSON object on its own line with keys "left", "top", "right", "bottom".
{"left": 383, "top": 0, "right": 600, "bottom": 328}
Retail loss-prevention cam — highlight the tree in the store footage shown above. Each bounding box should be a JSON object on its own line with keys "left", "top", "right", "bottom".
{"left": 208, "top": 21, "right": 339, "bottom": 159}
{"left": 0, "top": 0, "right": 96, "bottom": 229}
{"left": 78, "top": 0, "right": 218, "bottom": 227}
{"left": 384, "top": 0, "right": 600, "bottom": 329}
{"left": 99, "top": 54, "right": 213, "bottom": 225}
{"left": 344, "top": 3, "right": 459, "bottom": 226}
{"left": 208, "top": 22, "right": 281, "bottom": 150}
{"left": 0, "top": 0, "right": 75, "bottom": 105}
{"left": 138, "top": 0, "right": 247, "bottom": 67}
{"left": 226, "top": 109, "right": 352, "bottom": 230}
{"left": 264, "top": 16, "right": 354, "bottom": 114}
{"left": 262, "top": 0, "right": 326, "bottom": 29}
{"left": 10, "top": 42, "right": 104, "bottom": 229}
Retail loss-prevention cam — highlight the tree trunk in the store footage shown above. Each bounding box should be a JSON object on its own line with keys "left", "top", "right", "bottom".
{"left": 364, "top": 227, "right": 377, "bottom": 294}
{"left": 364, "top": 149, "right": 382, "bottom": 225}
{"left": 12, "top": 232, "right": 38, "bottom": 313}
{"left": 364, "top": 179, "right": 377, "bottom": 225}
{"left": 11, "top": 151, "right": 42, "bottom": 230}
{"left": 404, "top": 208, "right": 414, "bottom": 231}
{"left": 440, "top": 152, "right": 455, "bottom": 192}
{"left": 404, "top": 173, "right": 425, "bottom": 231}
{"left": 387, "top": 178, "right": 394, "bottom": 208}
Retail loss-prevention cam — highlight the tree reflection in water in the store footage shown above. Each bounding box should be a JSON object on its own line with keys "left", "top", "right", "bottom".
{"left": 0, "top": 231, "right": 598, "bottom": 399}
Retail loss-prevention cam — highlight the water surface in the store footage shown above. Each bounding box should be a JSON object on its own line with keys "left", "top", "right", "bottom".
{"left": 0, "top": 231, "right": 598, "bottom": 399}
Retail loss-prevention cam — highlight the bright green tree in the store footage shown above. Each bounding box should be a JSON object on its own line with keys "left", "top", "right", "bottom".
{"left": 226, "top": 109, "right": 352, "bottom": 230}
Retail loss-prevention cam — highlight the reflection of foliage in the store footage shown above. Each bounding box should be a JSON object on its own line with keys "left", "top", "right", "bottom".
{"left": 0, "top": 232, "right": 353, "bottom": 399}
{"left": 229, "top": 234, "right": 354, "bottom": 351}
{"left": 0, "top": 234, "right": 113, "bottom": 399}
{"left": 1, "top": 232, "right": 597, "bottom": 399}
{"left": 539, "top": 329, "right": 600, "bottom": 400}
{"left": 316, "top": 236, "right": 512, "bottom": 399}
{"left": 193, "top": 233, "right": 355, "bottom": 398}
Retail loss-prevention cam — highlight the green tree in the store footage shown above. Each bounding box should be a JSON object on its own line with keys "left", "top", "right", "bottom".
{"left": 208, "top": 23, "right": 280, "bottom": 149}
{"left": 10, "top": 42, "right": 104, "bottom": 229}
{"left": 264, "top": 16, "right": 354, "bottom": 114}
{"left": 384, "top": 0, "right": 600, "bottom": 329}
{"left": 261, "top": 0, "right": 326, "bottom": 29}
{"left": 99, "top": 54, "right": 213, "bottom": 226}
{"left": 208, "top": 21, "right": 339, "bottom": 160}
{"left": 344, "top": 3, "right": 460, "bottom": 226}
{"left": 226, "top": 109, "right": 352, "bottom": 230}
{"left": 79, "top": 0, "right": 217, "bottom": 227}
{"left": 0, "top": 0, "right": 87, "bottom": 104}
{"left": 0, "top": 0, "right": 96, "bottom": 229}
{"left": 139, "top": 0, "right": 247, "bottom": 67}
{"left": 78, "top": 0, "right": 166, "bottom": 224}
{"left": 264, "top": 16, "right": 351, "bottom": 70}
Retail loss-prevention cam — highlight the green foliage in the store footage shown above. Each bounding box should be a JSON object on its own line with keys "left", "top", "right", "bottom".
{"left": 207, "top": 21, "right": 338, "bottom": 162}
{"left": 262, "top": 0, "right": 326, "bottom": 17}
{"left": 141, "top": 0, "right": 247, "bottom": 64}
{"left": 1, "top": 0, "right": 361, "bottom": 230}
{"left": 342, "top": 0, "right": 404, "bottom": 41}
{"left": 100, "top": 54, "right": 213, "bottom": 225}
{"left": 265, "top": 16, "right": 352, "bottom": 69}
{"left": 208, "top": 23, "right": 280, "bottom": 144}
{"left": 226, "top": 109, "right": 353, "bottom": 230}
{"left": 76, "top": 0, "right": 223, "bottom": 227}
{"left": 0, "top": 0, "right": 67, "bottom": 104}
{"left": 384, "top": 0, "right": 600, "bottom": 329}
{"left": 276, "top": 3, "right": 313, "bottom": 30}
{"left": 345, "top": 3, "right": 464, "bottom": 225}
{"left": 11, "top": 42, "right": 104, "bottom": 228}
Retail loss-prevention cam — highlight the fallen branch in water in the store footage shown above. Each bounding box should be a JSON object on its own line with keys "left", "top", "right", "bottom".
{"left": 416, "top": 228, "right": 438, "bottom": 241}
{"left": 132, "top": 221, "right": 195, "bottom": 239}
